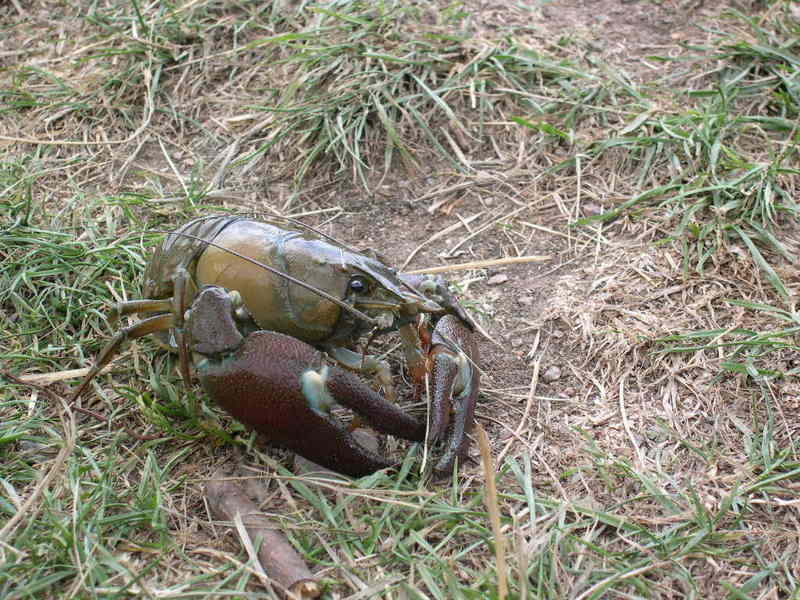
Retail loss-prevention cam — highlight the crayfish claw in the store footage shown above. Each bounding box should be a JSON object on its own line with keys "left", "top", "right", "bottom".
{"left": 301, "top": 366, "right": 335, "bottom": 416}
{"left": 325, "top": 347, "right": 397, "bottom": 402}
{"left": 193, "top": 328, "right": 425, "bottom": 477}
{"left": 399, "top": 273, "right": 476, "bottom": 332}
{"left": 425, "top": 315, "right": 480, "bottom": 477}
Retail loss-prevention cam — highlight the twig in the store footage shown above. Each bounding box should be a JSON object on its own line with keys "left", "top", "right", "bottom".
{"left": 205, "top": 474, "right": 320, "bottom": 599}
{"left": 405, "top": 255, "right": 550, "bottom": 275}
{"left": 477, "top": 424, "right": 507, "bottom": 600}
{"left": 443, "top": 204, "right": 530, "bottom": 257}
{"left": 13, "top": 366, "right": 111, "bottom": 386}
{"left": 400, "top": 213, "right": 483, "bottom": 270}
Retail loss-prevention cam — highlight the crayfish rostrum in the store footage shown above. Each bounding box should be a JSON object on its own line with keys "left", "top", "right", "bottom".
{"left": 71, "top": 215, "right": 479, "bottom": 477}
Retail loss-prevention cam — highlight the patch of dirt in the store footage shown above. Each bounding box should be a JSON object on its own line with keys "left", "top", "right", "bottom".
{"left": 467, "top": 0, "right": 738, "bottom": 83}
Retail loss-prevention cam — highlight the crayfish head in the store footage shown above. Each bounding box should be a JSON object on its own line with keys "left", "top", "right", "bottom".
{"left": 349, "top": 279, "right": 441, "bottom": 334}
{"left": 342, "top": 254, "right": 445, "bottom": 332}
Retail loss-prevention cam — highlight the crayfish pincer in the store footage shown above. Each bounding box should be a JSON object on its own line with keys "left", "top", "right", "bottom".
{"left": 70, "top": 215, "right": 480, "bottom": 477}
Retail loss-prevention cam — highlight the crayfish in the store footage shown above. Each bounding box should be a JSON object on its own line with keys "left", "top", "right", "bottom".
{"left": 71, "top": 215, "right": 479, "bottom": 477}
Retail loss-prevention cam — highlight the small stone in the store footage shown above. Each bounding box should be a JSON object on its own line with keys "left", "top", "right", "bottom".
{"left": 487, "top": 273, "right": 509, "bottom": 286}
{"left": 511, "top": 337, "right": 524, "bottom": 348}
{"left": 542, "top": 365, "right": 562, "bottom": 382}
{"left": 518, "top": 295, "right": 534, "bottom": 306}
{"left": 550, "top": 329, "right": 564, "bottom": 338}
{"left": 583, "top": 203, "right": 604, "bottom": 216}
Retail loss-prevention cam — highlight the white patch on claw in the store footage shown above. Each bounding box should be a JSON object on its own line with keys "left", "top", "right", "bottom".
{"left": 301, "top": 366, "right": 336, "bottom": 416}
{"left": 374, "top": 311, "right": 394, "bottom": 329}
{"left": 452, "top": 351, "right": 470, "bottom": 397}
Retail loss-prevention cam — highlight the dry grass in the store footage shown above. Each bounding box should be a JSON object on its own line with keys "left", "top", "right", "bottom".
{"left": 2, "top": 0, "right": 800, "bottom": 598}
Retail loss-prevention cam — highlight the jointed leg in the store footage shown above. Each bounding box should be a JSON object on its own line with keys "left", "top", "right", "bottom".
{"left": 70, "top": 313, "right": 175, "bottom": 401}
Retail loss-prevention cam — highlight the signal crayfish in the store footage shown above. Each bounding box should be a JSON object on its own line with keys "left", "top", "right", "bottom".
{"left": 71, "top": 215, "right": 479, "bottom": 477}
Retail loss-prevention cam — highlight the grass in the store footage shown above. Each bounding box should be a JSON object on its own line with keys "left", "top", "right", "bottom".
{"left": 219, "top": 1, "right": 592, "bottom": 187}
{"left": 656, "top": 299, "right": 800, "bottom": 380}
{"left": 2, "top": 0, "right": 800, "bottom": 598}
{"left": 575, "top": 6, "right": 800, "bottom": 300}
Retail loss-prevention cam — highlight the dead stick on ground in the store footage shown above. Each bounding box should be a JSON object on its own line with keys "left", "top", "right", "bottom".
{"left": 405, "top": 255, "right": 550, "bottom": 275}
{"left": 205, "top": 474, "right": 320, "bottom": 599}
{"left": 477, "top": 423, "right": 508, "bottom": 600}
{"left": 14, "top": 365, "right": 113, "bottom": 385}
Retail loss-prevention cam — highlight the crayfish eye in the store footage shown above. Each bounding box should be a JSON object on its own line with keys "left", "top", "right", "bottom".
{"left": 349, "top": 276, "right": 368, "bottom": 293}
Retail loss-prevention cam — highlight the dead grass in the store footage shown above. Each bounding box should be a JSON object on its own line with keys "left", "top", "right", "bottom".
{"left": 2, "top": 0, "right": 800, "bottom": 598}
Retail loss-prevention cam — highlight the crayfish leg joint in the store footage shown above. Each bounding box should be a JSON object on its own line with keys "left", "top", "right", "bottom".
{"left": 185, "top": 287, "right": 245, "bottom": 356}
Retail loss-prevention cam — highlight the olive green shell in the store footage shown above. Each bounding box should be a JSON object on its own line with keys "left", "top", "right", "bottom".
{"left": 142, "top": 215, "right": 419, "bottom": 346}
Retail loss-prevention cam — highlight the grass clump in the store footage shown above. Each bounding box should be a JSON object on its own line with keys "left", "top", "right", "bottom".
{"left": 0, "top": 190, "right": 149, "bottom": 370}
{"left": 575, "top": 5, "right": 799, "bottom": 299}
{"left": 0, "top": 409, "right": 185, "bottom": 598}
{"left": 239, "top": 1, "right": 587, "bottom": 186}
{"left": 656, "top": 299, "right": 800, "bottom": 380}
{"left": 714, "top": 6, "right": 800, "bottom": 119}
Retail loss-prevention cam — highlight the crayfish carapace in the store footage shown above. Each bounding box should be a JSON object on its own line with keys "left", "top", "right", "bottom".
{"left": 71, "top": 215, "right": 479, "bottom": 477}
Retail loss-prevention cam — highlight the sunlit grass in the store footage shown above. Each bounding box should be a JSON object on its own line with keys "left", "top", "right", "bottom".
{"left": 237, "top": 1, "right": 591, "bottom": 187}
{"left": 656, "top": 299, "right": 800, "bottom": 380}
{"left": 575, "top": 6, "right": 799, "bottom": 300}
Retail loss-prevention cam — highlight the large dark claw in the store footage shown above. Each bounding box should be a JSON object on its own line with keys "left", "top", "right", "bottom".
{"left": 196, "top": 331, "right": 426, "bottom": 476}
{"left": 425, "top": 314, "right": 480, "bottom": 477}
{"left": 187, "top": 287, "right": 426, "bottom": 477}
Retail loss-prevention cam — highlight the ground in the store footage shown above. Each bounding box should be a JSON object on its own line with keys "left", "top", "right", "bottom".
{"left": 1, "top": 1, "right": 799, "bottom": 598}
